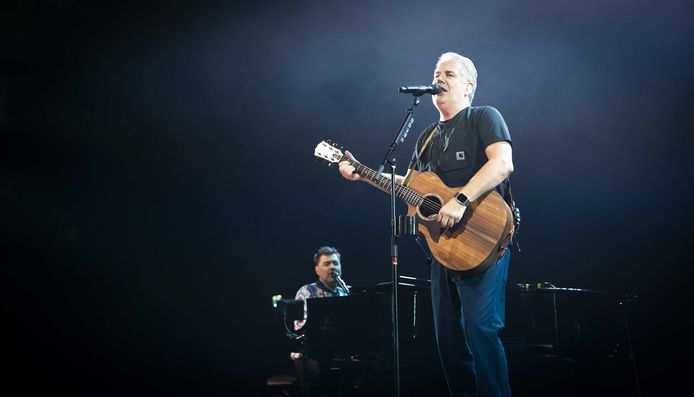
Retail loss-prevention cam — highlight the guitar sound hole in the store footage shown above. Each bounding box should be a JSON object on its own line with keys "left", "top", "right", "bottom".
{"left": 419, "top": 195, "right": 441, "bottom": 218}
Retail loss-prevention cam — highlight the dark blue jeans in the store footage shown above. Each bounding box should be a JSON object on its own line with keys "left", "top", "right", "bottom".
{"left": 431, "top": 251, "right": 511, "bottom": 397}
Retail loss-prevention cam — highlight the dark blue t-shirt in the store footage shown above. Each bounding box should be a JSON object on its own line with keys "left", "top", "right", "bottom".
{"left": 409, "top": 106, "right": 512, "bottom": 199}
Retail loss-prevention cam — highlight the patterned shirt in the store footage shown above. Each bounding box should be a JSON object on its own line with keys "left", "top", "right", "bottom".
{"left": 294, "top": 281, "right": 348, "bottom": 330}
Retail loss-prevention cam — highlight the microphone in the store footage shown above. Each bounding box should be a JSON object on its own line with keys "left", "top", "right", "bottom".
{"left": 398, "top": 84, "right": 443, "bottom": 96}
{"left": 331, "top": 272, "right": 350, "bottom": 295}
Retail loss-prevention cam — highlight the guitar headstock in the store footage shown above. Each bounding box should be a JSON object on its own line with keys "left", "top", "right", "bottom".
{"left": 314, "top": 140, "right": 345, "bottom": 167}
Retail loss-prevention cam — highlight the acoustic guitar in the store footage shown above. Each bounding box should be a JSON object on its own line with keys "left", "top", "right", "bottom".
{"left": 314, "top": 140, "right": 514, "bottom": 273}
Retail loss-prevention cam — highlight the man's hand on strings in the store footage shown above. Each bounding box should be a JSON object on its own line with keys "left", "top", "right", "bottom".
{"left": 338, "top": 150, "right": 361, "bottom": 181}
{"left": 437, "top": 199, "right": 466, "bottom": 229}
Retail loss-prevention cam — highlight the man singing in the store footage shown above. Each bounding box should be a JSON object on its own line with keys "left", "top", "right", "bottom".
{"left": 292, "top": 246, "right": 349, "bottom": 385}
{"left": 338, "top": 52, "right": 514, "bottom": 396}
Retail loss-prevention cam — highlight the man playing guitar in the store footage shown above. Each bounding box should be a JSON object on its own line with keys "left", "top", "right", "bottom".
{"left": 338, "top": 52, "right": 514, "bottom": 397}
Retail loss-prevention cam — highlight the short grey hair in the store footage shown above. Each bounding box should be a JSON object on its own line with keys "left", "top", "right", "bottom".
{"left": 437, "top": 52, "right": 478, "bottom": 104}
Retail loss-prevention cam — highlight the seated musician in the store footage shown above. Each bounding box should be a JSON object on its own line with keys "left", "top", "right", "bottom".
{"left": 292, "top": 246, "right": 349, "bottom": 384}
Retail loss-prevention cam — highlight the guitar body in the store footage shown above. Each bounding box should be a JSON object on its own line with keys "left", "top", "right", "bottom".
{"left": 313, "top": 140, "right": 514, "bottom": 274}
{"left": 405, "top": 170, "right": 514, "bottom": 273}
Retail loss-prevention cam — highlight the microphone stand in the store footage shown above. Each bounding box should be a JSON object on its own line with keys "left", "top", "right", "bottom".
{"left": 334, "top": 274, "right": 350, "bottom": 295}
{"left": 375, "top": 93, "right": 422, "bottom": 397}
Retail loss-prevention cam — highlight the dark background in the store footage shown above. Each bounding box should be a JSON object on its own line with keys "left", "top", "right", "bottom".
{"left": 2, "top": 0, "right": 693, "bottom": 395}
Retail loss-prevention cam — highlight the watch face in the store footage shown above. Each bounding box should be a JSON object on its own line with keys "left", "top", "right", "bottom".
{"left": 456, "top": 193, "right": 469, "bottom": 205}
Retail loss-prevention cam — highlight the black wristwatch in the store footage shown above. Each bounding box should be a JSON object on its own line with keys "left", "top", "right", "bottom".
{"left": 455, "top": 192, "right": 470, "bottom": 206}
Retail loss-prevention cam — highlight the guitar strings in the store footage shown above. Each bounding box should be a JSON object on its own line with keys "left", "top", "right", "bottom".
{"left": 325, "top": 150, "right": 448, "bottom": 215}
{"left": 346, "top": 158, "right": 443, "bottom": 214}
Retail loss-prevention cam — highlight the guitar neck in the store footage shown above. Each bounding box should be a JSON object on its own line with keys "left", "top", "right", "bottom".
{"left": 344, "top": 157, "right": 422, "bottom": 206}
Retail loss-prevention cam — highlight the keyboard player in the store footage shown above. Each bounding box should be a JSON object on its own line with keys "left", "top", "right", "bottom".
{"left": 291, "top": 246, "right": 350, "bottom": 383}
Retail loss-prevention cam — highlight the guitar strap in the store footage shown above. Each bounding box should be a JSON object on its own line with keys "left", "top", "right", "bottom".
{"left": 403, "top": 124, "right": 439, "bottom": 187}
